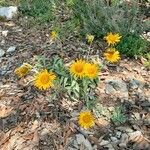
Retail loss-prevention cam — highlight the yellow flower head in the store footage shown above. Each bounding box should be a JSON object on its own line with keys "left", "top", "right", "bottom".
{"left": 50, "top": 31, "right": 57, "bottom": 40}
{"left": 104, "top": 32, "right": 121, "bottom": 45}
{"left": 78, "top": 111, "right": 95, "bottom": 129}
{"left": 104, "top": 48, "right": 120, "bottom": 63}
{"left": 34, "top": 69, "right": 56, "bottom": 90}
{"left": 85, "top": 63, "right": 99, "bottom": 79}
{"left": 86, "top": 34, "right": 94, "bottom": 44}
{"left": 15, "top": 63, "right": 32, "bottom": 78}
{"left": 70, "top": 59, "right": 86, "bottom": 78}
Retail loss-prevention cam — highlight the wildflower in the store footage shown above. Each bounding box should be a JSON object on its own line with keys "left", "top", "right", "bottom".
{"left": 85, "top": 63, "right": 99, "bottom": 79}
{"left": 78, "top": 111, "right": 95, "bottom": 129}
{"left": 50, "top": 31, "right": 57, "bottom": 40}
{"left": 104, "top": 48, "right": 120, "bottom": 63}
{"left": 70, "top": 59, "right": 86, "bottom": 78}
{"left": 15, "top": 63, "right": 32, "bottom": 78}
{"left": 86, "top": 34, "right": 94, "bottom": 44}
{"left": 34, "top": 69, "right": 56, "bottom": 90}
{"left": 104, "top": 32, "right": 121, "bottom": 45}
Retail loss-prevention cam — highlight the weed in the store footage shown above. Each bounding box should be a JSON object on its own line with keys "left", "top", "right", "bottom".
{"left": 19, "top": 0, "right": 58, "bottom": 24}
{"left": 111, "top": 106, "right": 127, "bottom": 125}
{"left": 143, "top": 53, "right": 150, "bottom": 68}
{"left": 72, "top": 0, "right": 146, "bottom": 38}
{"left": 116, "top": 34, "right": 148, "bottom": 57}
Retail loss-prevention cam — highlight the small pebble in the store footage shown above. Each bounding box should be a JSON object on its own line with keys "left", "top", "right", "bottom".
{"left": 0, "top": 49, "right": 5, "bottom": 57}
{"left": 2, "top": 30, "right": 8, "bottom": 37}
{"left": 7, "top": 46, "right": 17, "bottom": 53}
{"left": 116, "top": 131, "right": 122, "bottom": 138}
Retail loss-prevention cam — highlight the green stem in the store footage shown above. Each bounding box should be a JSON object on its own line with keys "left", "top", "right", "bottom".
{"left": 82, "top": 78, "right": 90, "bottom": 109}
{"left": 86, "top": 43, "right": 92, "bottom": 60}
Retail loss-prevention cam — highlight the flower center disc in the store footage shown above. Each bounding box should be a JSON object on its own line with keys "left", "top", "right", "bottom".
{"left": 88, "top": 68, "right": 95, "bottom": 74}
{"left": 75, "top": 65, "right": 83, "bottom": 73}
{"left": 40, "top": 74, "right": 50, "bottom": 84}
{"left": 21, "top": 67, "right": 29, "bottom": 74}
{"left": 82, "top": 115, "right": 91, "bottom": 123}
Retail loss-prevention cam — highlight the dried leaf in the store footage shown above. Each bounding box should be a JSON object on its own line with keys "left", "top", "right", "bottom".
{"left": 31, "top": 120, "right": 39, "bottom": 131}
{"left": 129, "top": 131, "right": 150, "bottom": 150}
{"left": 63, "top": 122, "right": 76, "bottom": 146}
{"left": 32, "top": 130, "right": 39, "bottom": 147}
{"left": 23, "top": 133, "right": 34, "bottom": 140}
{"left": 95, "top": 118, "right": 110, "bottom": 127}
{"left": 0, "top": 105, "right": 14, "bottom": 118}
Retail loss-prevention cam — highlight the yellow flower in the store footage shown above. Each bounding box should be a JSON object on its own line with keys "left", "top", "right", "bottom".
{"left": 34, "top": 69, "right": 56, "bottom": 90}
{"left": 104, "top": 48, "right": 120, "bottom": 63}
{"left": 50, "top": 31, "right": 57, "bottom": 40}
{"left": 70, "top": 59, "right": 86, "bottom": 78}
{"left": 86, "top": 34, "right": 94, "bottom": 44}
{"left": 104, "top": 32, "right": 121, "bottom": 45}
{"left": 85, "top": 63, "right": 99, "bottom": 79}
{"left": 15, "top": 63, "right": 32, "bottom": 78}
{"left": 78, "top": 111, "right": 95, "bottom": 129}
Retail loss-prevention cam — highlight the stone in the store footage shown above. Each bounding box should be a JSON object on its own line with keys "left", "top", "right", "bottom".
{"left": 73, "top": 139, "right": 79, "bottom": 149}
{"left": 99, "top": 140, "right": 109, "bottom": 146}
{"left": 133, "top": 112, "right": 140, "bottom": 120}
{"left": 2, "top": 30, "right": 8, "bottom": 37}
{"left": 76, "top": 134, "right": 93, "bottom": 150}
{"left": 119, "top": 133, "right": 129, "bottom": 147}
{"left": 0, "top": 6, "right": 18, "bottom": 19}
{"left": 1, "top": 40, "right": 5, "bottom": 45}
{"left": 119, "top": 142, "right": 127, "bottom": 148}
{"left": 147, "top": 32, "right": 150, "bottom": 37}
{"left": 105, "top": 79, "right": 128, "bottom": 99}
{"left": 116, "top": 131, "right": 122, "bottom": 138}
{"left": 110, "top": 137, "right": 118, "bottom": 143}
{"left": 7, "top": 46, "right": 17, "bottom": 53}
{"left": 108, "top": 107, "right": 114, "bottom": 112}
{"left": 116, "top": 126, "right": 133, "bottom": 133}
{"left": 128, "top": 78, "right": 142, "bottom": 89}
{"left": 0, "top": 49, "right": 5, "bottom": 57}
{"left": 104, "top": 144, "right": 115, "bottom": 150}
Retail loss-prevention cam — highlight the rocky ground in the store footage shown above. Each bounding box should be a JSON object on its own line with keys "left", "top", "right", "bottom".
{"left": 0, "top": 7, "right": 150, "bottom": 150}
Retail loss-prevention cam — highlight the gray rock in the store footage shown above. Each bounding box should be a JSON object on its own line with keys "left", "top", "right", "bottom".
{"left": 104, "top": 144, "right": 115, "bottom": 150}
{"left": 116, "top": 126, "right": 133, "bottom": 133}
{"left": 128, "top": 78, "right": 142, "bottom": 89}
{"left": 76, "top": 134, "right": 93, "bottom": 150}
{"left": 119, "top": 143, "right": 127, "bottom": 148}
{"left": 0, "top": 6, "right": 18, "bottom": 19}
{"left": 105, "top": 79, "right": 128, "bottom": 99}
{"left": 100, "top": 140, "right": 110, "bottom": 146}
{"left": 147, "top": 32, "right": 150, "bottom": 37}
{"left": 110, "top": 137, "right": 118, "bottom": 143}
{"left": 7, "top": 46, "right": 17, "bottom": 53}
{"left": 0, "top": 64, "right": 8, "bottom": 75}
{"left": 119, "top": 133, "right": 129, "bottom": 147}
{"left": 73, "top": 139, "right": 79, "bottom": 149}
{"left": 0, "top": 49, "right": 5, "bottom": 57}
{"left": 116, "top": 131, "right": 122, "bottom": 138}
{"left": 2, "top": 30, "right": 8, "bottom": 37}
{"left": 1, "top": 40, "right": 5, "bottom": 45}
{"left": 133, "top": 112, "right": 140, "bottom": 120}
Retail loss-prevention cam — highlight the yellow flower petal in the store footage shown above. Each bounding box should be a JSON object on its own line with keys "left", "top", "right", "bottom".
{"left": 15, "top": 63, "right": 32, "bottom": 78}
{"left": 84, "top": 63, "right": 99, "bottom": 79}
{"left": 86, "top": 34, "right": 94, "bottom": 44}
{"left": 104, "top": 32, "right": 121, "bottom": 45}
{"left": 104, "top": 48, "right": 120, "bottom": 63}
{"left": 78, "top": 111, "right": 95, "bottom": 129}
{"left": 70, "top": 59, "right": 86, "bottom": 78}
{"left": 50, "top": 31, "right": 57, "bottom": 40}
{"left": 34, "top": 69, "right": 56, "bottom": 90}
